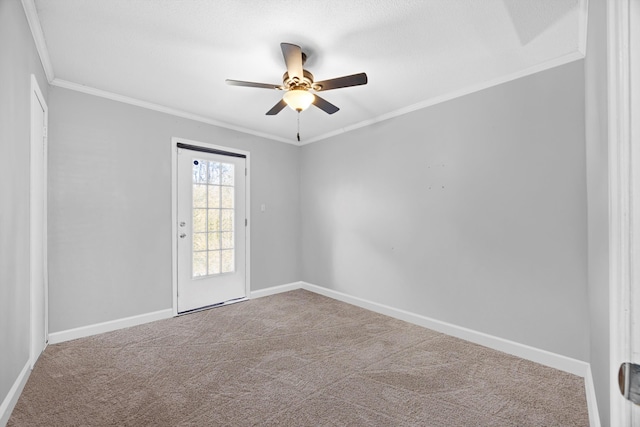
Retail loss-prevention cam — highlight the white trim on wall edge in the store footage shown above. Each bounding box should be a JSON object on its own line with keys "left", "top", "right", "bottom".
{"left": 577, "top": 0, "right": 589, "bottom": 57}
{"left": 21, "top": 0, "right": 589, "bottom": 148}
{"left": 297, "top": 282, "right": 600, "bottom": 425}
{"left": 0, "top": 361, "right": 30, "bottom": 427}
{"left": 28, "top": 281, "right": 600, "bottom": 425}
{"left": 299, "top": 282, "right": 589, "bottom": 376}
{"left": 48, "top": 309, "right": 173, "bottom": 345}
{"left": 20, "top": 0, "right": 54, "bottom": 82}
{"left": 50, "top": 79, "right": 295, "bottom": 145}
{"left": 585, "top": 366, "right": 602, "bottom": 427}
{"left": 49, "top": 51, "right": 584, "bottom": 148}
{"left": 47, "top": 282, "right": 302, "bottom": 346}
{"left": 251, "top": 281, "right": 591, "bottom": 375}
{"left": 250, "top": 282, "right": 304, "bottom": 299}
{"left": 300, "top": 51, "right": 585, "bottom": 145}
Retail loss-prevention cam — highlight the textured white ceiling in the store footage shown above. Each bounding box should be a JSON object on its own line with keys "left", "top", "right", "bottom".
{"left": 31, "top": 0, "right": 585, "bottom": 144}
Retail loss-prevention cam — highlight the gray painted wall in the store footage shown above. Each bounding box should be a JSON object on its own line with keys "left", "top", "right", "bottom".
{"left": 585, "top": 0, "right": 609, "bottom": 424}
{"left": 48, "top": 87, "right": 300, "bottom": 333}
{"left": 300, "top": 61, "right": 590, "bottom": 361}
{"left": 0, "top": 0, "right": 49, "bottom": 417}
{"left": 2, "top": 2, "right": 605, "bottom": 419}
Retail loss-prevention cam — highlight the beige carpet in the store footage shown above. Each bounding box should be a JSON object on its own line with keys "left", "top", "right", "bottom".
{"left": 9, "top": 289, "right": 589, "bottom": 426}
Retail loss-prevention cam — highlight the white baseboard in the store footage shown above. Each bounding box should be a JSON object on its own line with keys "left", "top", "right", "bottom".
{"left": 250, "top": 281, "right": 303, "bottom": 299}
{"left": 49, "top": 283, "right": 308, "bottom": 345}
{"left": 40, "top": 281, "right": 600, "bottom": 425}
{"left": 47, "top": 282, "right": 304, "bottom": 346}
{"left": 299, "top": 282, "right": 602, "bottom": 424}
{"left": 52, "top": 280, "right": 585, "bottom": 374}
{"left": 584, "top": 366, "right": 602, "bottom": 427}
{"left": 0, "top": 360, "right": 30, "bottom": 427}
{"left": 299, "top": 282, "right": 589, "bottom": 377}
{"left": 48, "top": 309, "right": 173, "bottom": 344}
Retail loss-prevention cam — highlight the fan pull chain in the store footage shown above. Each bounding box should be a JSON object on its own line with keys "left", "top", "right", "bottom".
{"left": 297, "top": 111, "right": 301, "bottom": 142}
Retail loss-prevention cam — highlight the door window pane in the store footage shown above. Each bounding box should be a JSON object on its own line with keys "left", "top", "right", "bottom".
{"left": 208, "top": 232, "right": 221, "bottom": 250}
{"left": 193, "top": 160, "right": 207, "bottom": 184}
{"left": 208, "top": 162, "right": 220, "bottom": 185}
{"left": 221, "top": 232, "right": 233, "bottom": 249}
{"left": 221, "top": 210, "right": 233, "bottom": 231}
{"left": 193, "top": 233, "right": 207, "bottom": 251}
{"left": 193, "top": 209, "right": 206, "bottom": 232}
{"left": 191, "top": 158, "right": 237, "bottom": 277}
{"left": 208, "top": 209, "right": 220, "bottom": 231}
{"left": 193, "top": 185, "right": 207, "bottom": 208}
{"left": 221, "top": 186, "right": 234, "bottom": 208}
{"left": 208, "top": 185, "right": 221, "bottom": 208}
{"left": 221, "top": 163, "right": 234, "bottom": 186}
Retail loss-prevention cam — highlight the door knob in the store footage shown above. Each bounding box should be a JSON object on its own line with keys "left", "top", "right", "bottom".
{"left": 619, "top": 362, "right": 640, "bottom": 405}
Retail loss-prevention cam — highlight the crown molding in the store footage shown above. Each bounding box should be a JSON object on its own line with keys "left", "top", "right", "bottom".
{"left": 22, "top": 0, "right": 588, "bottom": 147}
{"left": 303, "top": 0, "right": 589, "bottom": 145}
{"left": 21, "top": 0, "right": 54, "bottom": 82}
{"left": 578, "top": 0, "right": 589, "bottom": 56}
{"left": 50, "top": 78, "right": 297, "bottom": 145}
{"left": 21, "top": 0, "right": 295, "bottom": 145}
{"left": 52, "top": 50, "right": 584, "bottom": 148}
{"left": 301, "top": 50, "right": 585, "bottom": 145}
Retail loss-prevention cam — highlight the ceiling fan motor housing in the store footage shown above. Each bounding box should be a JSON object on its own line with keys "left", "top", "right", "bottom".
{"left": 283, "top": 70, "right": 317, "bottom": 91}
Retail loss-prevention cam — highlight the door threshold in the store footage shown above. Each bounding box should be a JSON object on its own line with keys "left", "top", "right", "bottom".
{"left": 178, "top": 297, "right": 248, "bottom": 316}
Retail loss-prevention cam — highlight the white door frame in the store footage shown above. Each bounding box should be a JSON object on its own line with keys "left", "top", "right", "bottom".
{"left": 171, "top": 137, "right": 251, "bottom": 316}
{"left": 29, "top": 74, "right": 48, "bottom": 368}
{"left": 609, "top": 1, "right": 640, "bottom": 425}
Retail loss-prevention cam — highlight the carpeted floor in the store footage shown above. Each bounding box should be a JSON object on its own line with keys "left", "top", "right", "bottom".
{"left": 9, "top": 289, "right": 589, "bottom": 426}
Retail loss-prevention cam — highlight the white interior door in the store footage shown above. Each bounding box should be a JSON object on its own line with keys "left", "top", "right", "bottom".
{"left": 30, "top": 75, "right": 48, "bottom": 367}
{"left": 176, "top": 146, "right": 247, "bottom": 313}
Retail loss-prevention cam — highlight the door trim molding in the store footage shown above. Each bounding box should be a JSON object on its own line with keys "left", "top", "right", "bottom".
{"left": 608, "top": 0, "right": 640, "bottom": 424}
{"left": 171, "top": 137, "right": 251, "bottom": 316}
{"left": 30, "top": 74, "right": 48, "bottom": 369}
{"left": 585, "top": 365, "right": 602, "bottom": 427}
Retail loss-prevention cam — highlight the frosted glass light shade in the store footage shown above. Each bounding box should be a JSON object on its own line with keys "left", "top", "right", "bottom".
{"left": 283, "top": 89, "right": 315, "bottom": 112}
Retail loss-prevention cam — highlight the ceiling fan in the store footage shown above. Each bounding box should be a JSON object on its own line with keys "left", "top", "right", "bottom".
{"left": 226, "top": 43, "right": 368, "bottom": 116}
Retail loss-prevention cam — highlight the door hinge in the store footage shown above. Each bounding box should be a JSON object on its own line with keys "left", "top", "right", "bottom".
{"left": 245, "top": 218, "right": 248, "bottom": 227}
{"left": 43, "top": 126, "right": 47, "bottom": 138}
{"left": 245, "top": 168, "right": 247, "bottom": 176}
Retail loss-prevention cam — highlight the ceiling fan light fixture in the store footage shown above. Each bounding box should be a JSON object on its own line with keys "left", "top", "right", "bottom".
{"left": 283, "top": 88, "right": 315, "bottom": 112}
{"left": 226, "top": 42, "right": 367, "bottom": 116}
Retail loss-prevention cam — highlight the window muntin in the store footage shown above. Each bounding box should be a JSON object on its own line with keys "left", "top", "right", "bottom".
{"left": 192, "top": 159, "right": 235, "bottom": 277}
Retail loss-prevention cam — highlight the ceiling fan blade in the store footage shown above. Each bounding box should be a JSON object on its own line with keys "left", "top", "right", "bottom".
{"left": 312, "top": 95, "right": 339, "bottom": 114}
{"left": 266, "top": 99, "right": 288, "bottom": 115}
{"left": 226, "top": 79, "right": 281, "bottom": 90}
{"left": 281, "top": 43, "right": 304, "bottom": 81}
{"left": 313, "top": 73, "right": 368, "bottom": 91}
